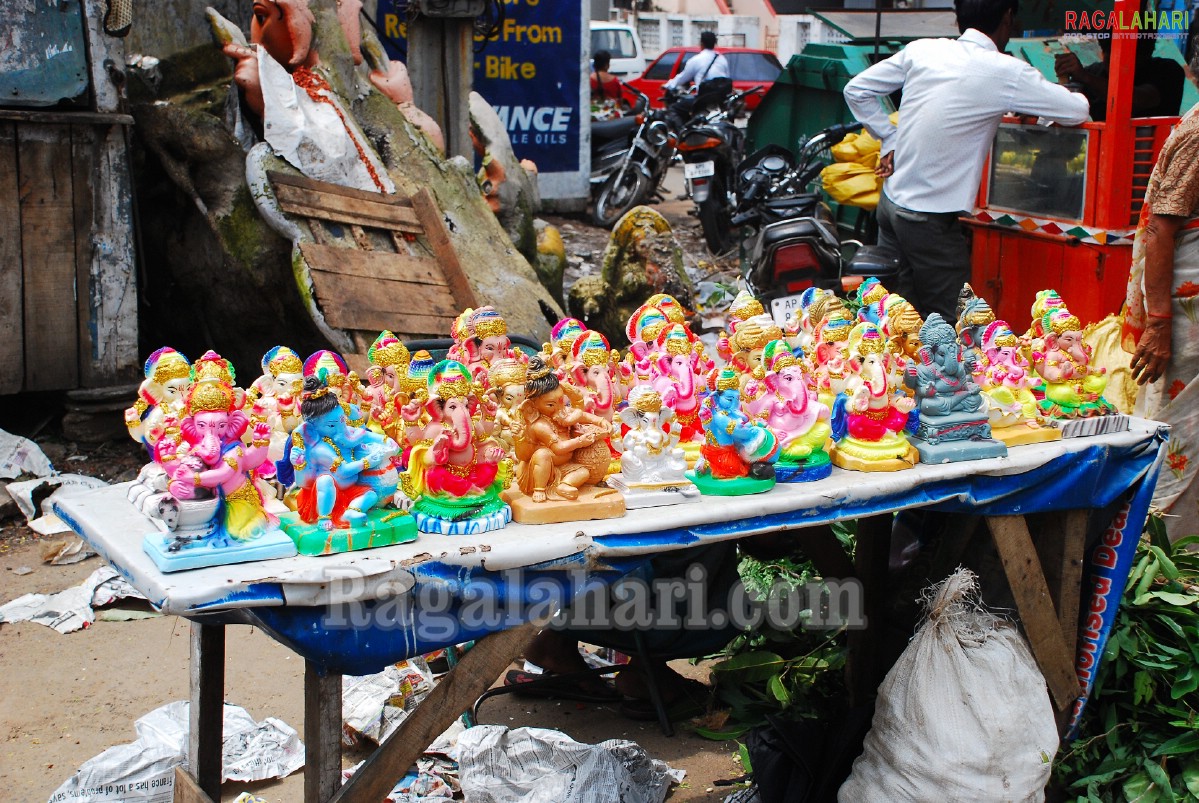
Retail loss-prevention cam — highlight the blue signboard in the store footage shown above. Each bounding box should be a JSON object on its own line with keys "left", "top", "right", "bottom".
{"left": 375, "top": 0, "right": 587, "bottom": 200}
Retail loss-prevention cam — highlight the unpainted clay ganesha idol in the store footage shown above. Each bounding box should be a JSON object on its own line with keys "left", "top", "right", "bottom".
{"left": 502, "top": 356, "right": 624, "bottom": 524}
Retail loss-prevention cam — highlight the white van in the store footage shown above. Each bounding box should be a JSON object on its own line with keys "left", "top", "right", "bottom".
{"left": 590, "top": 22, "right": 646, "bottom": 78}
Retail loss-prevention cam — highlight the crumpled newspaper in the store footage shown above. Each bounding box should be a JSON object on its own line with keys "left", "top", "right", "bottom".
{"left": 6, "top": 472, "right": 108, "bottom": 536}
{"left": 342, "top": 657, "right": 435, "bottom": 746}
{"left": 342, "top": 719, "right": 465, "bottom": 803}
{"left": 48, "top": 701, "right": 304, "bottom": 803}
{"left": 455, "top": 726, "right": 684, "bottom": 803}
{"left": 0, "top": 427, "right": 54, "bottom": 479}
{"left": 0, "top": 566, "right": 146, "bottom": 633}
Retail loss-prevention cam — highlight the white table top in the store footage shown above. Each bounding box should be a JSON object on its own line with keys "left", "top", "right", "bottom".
{"left": 54, "top": 418, "right": 1165, "bottom": 616}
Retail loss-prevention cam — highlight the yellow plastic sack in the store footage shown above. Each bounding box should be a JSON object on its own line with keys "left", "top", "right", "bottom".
{"left": 822, "top": 161, "right": 881, "bottom": 210}
{"left": 831, "top": 130, "right": 881, "bottom": 163}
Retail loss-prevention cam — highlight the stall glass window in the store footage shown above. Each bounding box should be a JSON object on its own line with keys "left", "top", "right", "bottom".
{"left": 986, "top": 124, "right": 1089, "bottom": 220}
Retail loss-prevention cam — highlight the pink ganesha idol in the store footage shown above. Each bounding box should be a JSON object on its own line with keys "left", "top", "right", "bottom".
{"left": 743, "top": 340, "right": 833, "bottom": 482}
{"left": 1033, "top": 306, "right": 1123, "bottom": 436}
{"left": 976, "top": 321, "right": 1061, "bottom": 446}
{"left": 400, "top": 360, "right": 511, "bottom": 535}
{"left": 544, "top": 317, "right": 587, "bottom": 377}
{"left": 142, "top": 377, "right": 296, "bottom": 572}
{"left": 124, "top": 347, "right": 193, "bottom": 457}
{"left": 830, "top": 322, "right": 919, "bottom": 472}
{"left": 449, "top": 306, "right": 520, "bottom": 383}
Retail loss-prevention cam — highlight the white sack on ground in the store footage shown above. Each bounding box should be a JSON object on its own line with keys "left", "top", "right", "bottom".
{"left": 456, "top": 725, "right": 683, "bottom": 803}
{"left": 839, "top": 568, "right": 1060, "bottom": 802}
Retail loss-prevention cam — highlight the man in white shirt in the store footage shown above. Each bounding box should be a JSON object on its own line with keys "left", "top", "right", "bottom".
{"left": 843, "top": 0, "right": 1089, "bottom": 322}
{"left": 664, "top": 31, "right": 732, "bottom": 128}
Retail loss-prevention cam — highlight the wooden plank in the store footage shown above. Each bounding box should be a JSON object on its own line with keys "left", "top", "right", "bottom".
{"left": 173, "top": 767, "right": 216, "bottom": 803}
{"left": 309, "top": 267, "right": 458, "bottom": 317}
{"left": 275, "top": 194, "right": 423, "bottom": 235}
{"left": 270, "top": 170, "right": 415, "bottom": 207}
{"left": 0, "top": 124, "right": 23, "bottom": 394}
{"left": 80, "top": 0, "right": 123, "bottom": 113}
{"left": 846, "top": 514, "right": 891, "bottom": 707}
{"left": 0, "top": 110, "right": 134, "bottom": 125}
{"left": 410, "top": 188, "right": 477, "bottom": 309}
{"left": 299, "top": 242, "right": 448, "bottom": 287}
{"left": 81, "top": 123, "right": 139, "bottom": 385}
{"left": 188, "top": 622, "right": 225, "bottom": 802}
{"left": 1039, "top": 510, "right": 1088, "bottom": 735}
{"left": 986, "top": 515, "right": 1080, "bottom": 711}
{"left": 330, "top": 622, "right": 539, "bottom": 803}
{"left": 18, "top": 124, "right": 78, "bottom": 391}
{"left": 348, "top": 224, "right": 373, "bottom": 251}
{"left": 71, "top": 125, "right": 96, "bottom": 386}
{"left": 304, "top": 662, "right": 343, "bottom": 803}
{"left": 317, "top": 296, "right": 456, "bottom": 337}
{"left": 308, "top": 218, "right": 331, "bottom": 246}
{"left": 408, "top": 17, "right": 474, "bottom": 160}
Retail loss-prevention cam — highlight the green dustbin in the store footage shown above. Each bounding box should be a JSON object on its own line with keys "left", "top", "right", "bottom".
{"left": 746, "top": 43, "right": 903, "bottom": 155}
{"left": 745, "top": 43, "right": 903, "bottom": 242}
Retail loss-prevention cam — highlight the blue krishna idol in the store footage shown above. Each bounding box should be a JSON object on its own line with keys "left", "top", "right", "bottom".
{"left": 687, "top": 367, "right": 779, "bottom": 495}
{"left": 278, "top": 373, "right": 416, "bottom": 555}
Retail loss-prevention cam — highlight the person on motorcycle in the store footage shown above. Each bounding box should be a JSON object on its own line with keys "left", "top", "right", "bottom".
{"left": 590, "top": 50, "right": 626, "bottom": 120}
{"left": 664, "top": 31, "right": 732, "bottom": 129}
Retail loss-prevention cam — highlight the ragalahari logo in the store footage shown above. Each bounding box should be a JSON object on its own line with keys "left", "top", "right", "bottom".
{"left": 1064, "top": 9, "right": 1191, "bottom": 34}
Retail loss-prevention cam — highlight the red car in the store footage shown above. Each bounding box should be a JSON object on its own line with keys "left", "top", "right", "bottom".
{"left": 626, "top": 47, "right": 783, "bottom": 111}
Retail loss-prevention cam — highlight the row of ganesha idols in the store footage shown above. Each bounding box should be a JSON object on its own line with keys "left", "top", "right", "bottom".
{"left": 122, "top": 286, "right": 1122, "bottom": 572}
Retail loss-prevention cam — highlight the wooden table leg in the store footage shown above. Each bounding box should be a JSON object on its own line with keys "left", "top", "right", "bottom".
{"left": 847, "top": 514, "right": 892, "bottom": 707}
{"left": 1033, "top": 510, "right": 1088, "bottom": 661}
{"left": 986, "top": 514, "right": 1080, "bottom": 711}
{"left": 305, "top": 662, "right": 343, "bottom": 803}
{"left": 188, "top": 621, "right": 225, "bottom": 801}
{"left": 330, "top": 621, "right": 539, "bottom": 803}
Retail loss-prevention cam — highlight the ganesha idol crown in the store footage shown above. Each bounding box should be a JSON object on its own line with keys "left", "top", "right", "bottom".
{"left": 147, "top": 348, "right": 192, "bottom": 385}
{"left": 456, "top": 306, "right": 508, "bottom": 342}
{"left": 488, "top": 358, "right": 527, "bottom": 388}
{"left": 427, "top": 360, "right": 475, "bottom": 400}
{"left": 193, "top": 350, "right": 236, "bottom": 385}
{"left": 629, "top": 386, "right": 663, "bottom": 413}
{"left": 573, "top": 330, "right": 616, "bottom": 366}
{"left": 187, "top": 380, "right": 237, "bottom": 415}
{"left": 264, "top": 346, "right": 303, "bottom": 377}
{"left": 369, "top": 330, "right": 410, "bottom": 368}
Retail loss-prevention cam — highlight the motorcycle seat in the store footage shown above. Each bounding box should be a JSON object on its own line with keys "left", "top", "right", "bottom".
{"left": 591, "top": 115, "right": 640, "bottom": 144}
{"left": 764, "top": 194, "right": 820, "bottom": 212}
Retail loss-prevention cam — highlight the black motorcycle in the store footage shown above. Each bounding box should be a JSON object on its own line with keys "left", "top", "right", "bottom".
{"left": 590, "top": 93, "right": 647, "bottom": 205}
{"left": 591, "top": 89, "right": 676, "bottom": 227}
{"left": 674, "top": 85, "right": 763, "bottom": 254}
{"left": 734, "top": 123, "right": 899, "bottom": 319}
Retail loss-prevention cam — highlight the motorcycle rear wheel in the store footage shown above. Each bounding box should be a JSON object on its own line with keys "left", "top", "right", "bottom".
{"left": 593, "top": 169, "right": 650, "bottom": 228}
{"left": 698, "top": 175, "right": 733, "bottom": 253}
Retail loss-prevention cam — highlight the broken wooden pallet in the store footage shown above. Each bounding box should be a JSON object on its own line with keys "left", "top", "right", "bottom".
{"left": 268, "top": 171, "right": 477, "bottom": 357}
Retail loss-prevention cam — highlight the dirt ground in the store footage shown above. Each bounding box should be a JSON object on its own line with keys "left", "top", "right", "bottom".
{"left": 0, "top": 175, "right": 750, "bottom": 802}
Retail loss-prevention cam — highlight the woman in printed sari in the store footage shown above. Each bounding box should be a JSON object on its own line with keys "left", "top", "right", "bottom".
{"left": 1122, "top": 35, "right": 1199, "bottom": 538}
